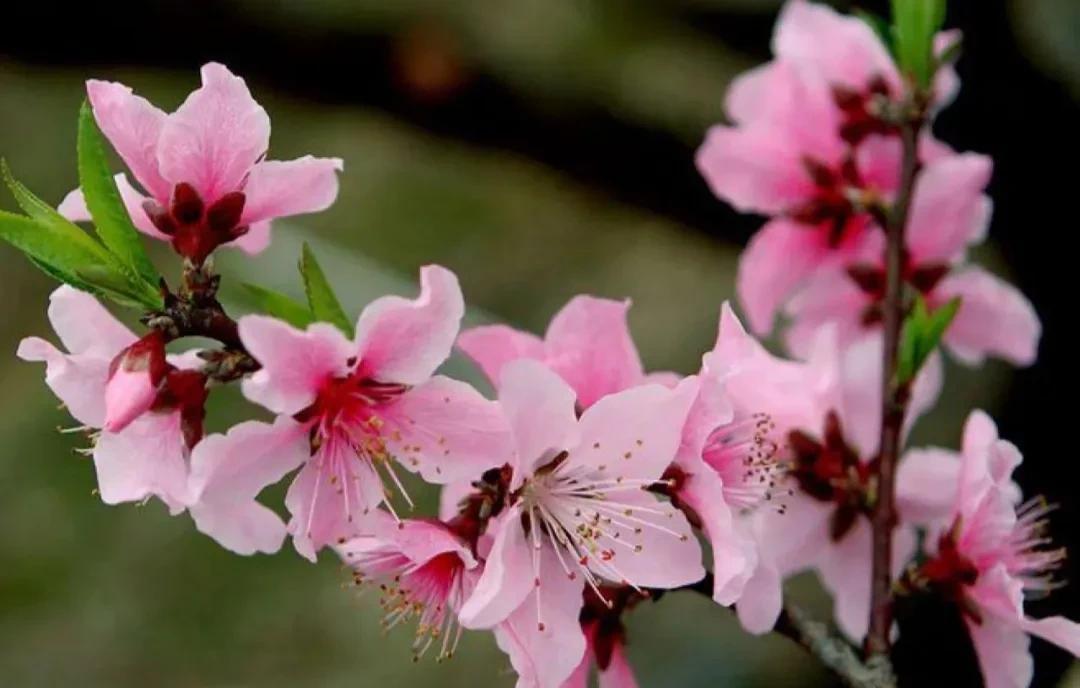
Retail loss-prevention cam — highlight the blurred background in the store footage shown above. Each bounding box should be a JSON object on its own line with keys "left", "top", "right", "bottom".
{"left": 1, "top": 0, "right": 1077, "bottom": 685}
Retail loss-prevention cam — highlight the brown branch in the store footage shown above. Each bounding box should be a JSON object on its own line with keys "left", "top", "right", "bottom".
{"left": 866, "top": 112, "right": 923, "bottom": 658}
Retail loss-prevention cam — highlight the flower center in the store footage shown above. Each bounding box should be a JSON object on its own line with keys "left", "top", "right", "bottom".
{"left": 791, "top": 156, "right": 865, "bottom": 247}
{"left": 831, "top": 75, "right": 896, "bottom": 144}
{"left": 143, "top": 182, "right": 249, "bottom": 264}
{"left": 516, "top": 451, "right": 687, "bottom": 625}
{"left": 349, "top": 548, "right": 466, "bottom": 661}
{"left": 702, "top": 412, "right": 787, "bottom": 512}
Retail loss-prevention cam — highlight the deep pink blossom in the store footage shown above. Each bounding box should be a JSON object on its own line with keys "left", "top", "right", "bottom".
{"left": 59, "top": 63, "right": 343, "bottom": 263}
{"left": 17, "top": 285, "right": 207, "bottom": 514}
{"left": 458, "top": 295, "right": 676, "bottom": 411}
{"left": 784, "top": 153, "right": 1040, "bottom": 366}
{"left": 195, "top": 265, "right": 511, "bottom": 561}
{"left": 336, "top": 514, "right": 478, "bottom": 661}
{"left": 458, "top": 360, "right": 701, "bottom": 688}
{"left": 696, "top": 0, "right": 959, "bottom": 335}
{"left": 912, "top": 411, "right": 1080, "bottom": 688}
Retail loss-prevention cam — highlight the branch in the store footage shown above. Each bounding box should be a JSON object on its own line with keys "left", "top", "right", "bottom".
{"left": 866, "top": 112, "right": 923, "bottom": 657}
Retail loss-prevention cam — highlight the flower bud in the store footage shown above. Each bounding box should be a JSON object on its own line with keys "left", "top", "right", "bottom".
{"left": 103, "top": 331, "right": 168, "bottom": 433}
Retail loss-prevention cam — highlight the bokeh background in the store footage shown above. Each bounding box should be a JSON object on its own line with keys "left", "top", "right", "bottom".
{"left": 1, "top": 0, "right": 1077, "bottom": 685}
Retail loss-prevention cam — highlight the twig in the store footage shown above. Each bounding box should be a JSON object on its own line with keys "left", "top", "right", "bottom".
{"left": 866, "top": 111, "right": 923, "bottom": 657}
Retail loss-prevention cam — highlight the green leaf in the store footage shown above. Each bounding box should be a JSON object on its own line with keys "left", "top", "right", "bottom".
{"left": 77, "top": 101, "right": 162, "bottom": 288}
{"left": 299, "top": 243, "right": 353, "bottom": 336}
{"left": 891, "top": 0, "right": 948, "bottom": 88}
{"left": 241, "top": 283, "right": 315, "bottom": 330}
{"left": 896, "top": 295, "right": 961, "bottom": 384}
{"left": 0, "top": 208, "right": 162, "bottom": 310}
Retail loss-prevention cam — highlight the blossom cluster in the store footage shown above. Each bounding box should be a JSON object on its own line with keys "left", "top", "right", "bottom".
{"left": 0, "top": 2, "right": 1074, "bottom": 687}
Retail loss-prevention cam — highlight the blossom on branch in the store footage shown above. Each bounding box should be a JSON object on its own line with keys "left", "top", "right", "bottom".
{"left": 59, "top": 62, "right": 343, "bottom": 263}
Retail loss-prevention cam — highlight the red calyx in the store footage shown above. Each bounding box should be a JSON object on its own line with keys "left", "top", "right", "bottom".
{"left": 831, "top": 75, "right": 897, "bottom": 145}
{"left": 792, "top": 156, "right": 864, "bottom": 247}
{"left": 144, "top": 183, "right": 250, "bottom": 265}
{"left": 109, "top": 330, "right": 169, "bottom": 386}
{"left": 151, "top": 368, "right": 209, "bottom": 449}
{"left": 788, "top": 410, "right": 873, "bottom": 541}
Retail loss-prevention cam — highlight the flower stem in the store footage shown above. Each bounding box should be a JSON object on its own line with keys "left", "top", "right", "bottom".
{"left": 866, "top": 113, "right": 923, "bottom": 658}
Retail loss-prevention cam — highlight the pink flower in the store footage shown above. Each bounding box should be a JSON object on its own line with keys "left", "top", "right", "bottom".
{"left": 696, "top": 0, "right": 959, "bottom": 336}
{"left": 784, "top": 153, "right": 1041, "bottom": 367}
{"left": 912, "top": 411, "right": 1080, "bottom": 688}
{"left": 458, "top": 296, "right": 676, "bottom": 411}
{"left": 17, "top": 285, "right": 207, "bottom": 514}
{"left": 58, "top": 62, "right": 343, "bottom": 263}
{"left": 336, "top": 514, "right": 478, "bottom": 662}
{"left": 458, "top": 360, "right": 701, "bottom": 688}
{"left": 669, "top": 303, "right": 832, "bottom": 623}
{"left": 680, "top": 315, "right": 950, "bottom": 639}
{"left": 196, "top": 265, "right": 511, "bottom": 561}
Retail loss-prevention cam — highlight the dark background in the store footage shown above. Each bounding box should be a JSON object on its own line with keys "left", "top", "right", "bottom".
{"left": 1, "top": 0, "right": 1076, "bottom": 685}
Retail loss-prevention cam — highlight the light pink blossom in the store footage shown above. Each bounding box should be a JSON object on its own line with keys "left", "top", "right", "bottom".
{"left": 784, "top": 153, "right": 1040, "bottom": 367}
{"left": 58, "top": 62, "right": 343, "bottom": 263}
{"left": 696, "top": 0, "right": 959, "bottom": 335}
{"left": 201, "top": 265, "right": 511, "bottom": 561}
{"left": 912, "top": 411, "right": 1080, "bottom": 688}
{"left": 458, "top": 295, "right": 676, "bottom": 411}
{"left": 685, "top": 314, "right": 951, "bottom": 639}
{"left": 336, "top": 513, "right": 478, "bottom": 661}
{"left": 459, "top": 360, "right": 702, "bottom": 688}
{"left": 17, "top": 285, "right": 206, "bottom": 514}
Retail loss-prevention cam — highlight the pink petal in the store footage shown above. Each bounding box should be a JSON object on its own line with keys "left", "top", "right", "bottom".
{"left": 460, "top": 506, "right": 536, "bottom": 628}
{"left": 86, "top": 79, "right": 171, "bottom": 201}
{"left": 965, "top": 615, "right": 1032, "bottom": 688}
{"left": 156, "top": 63, "right": 270, "bottom": 202}
{"left": 906, "top": 153, "right": 993, "bottom": 264}
{"left": 497, "top": 360, "right": 580, "bottom": 484}
{"left": 896, "top": 447, "right": 961, "bottom": 526}
{"left": 782, "top": 269, "right": 870, "bottom": 360}
{"left": 378, "top": 375, "right": 512, "bottom": 484}
{"left": 93, "top": 411, "right": 191, "bottom": 514}
{"left": 231, "top": 220, "right": 272, "bottom": 254}
{"left": 1021, "top": 615, "right": 1080, "bottom": 656}
{"left": 598, "top": 641, "right": 639, "bottom": 688}
{"left": 936, "top": 267, "right": 1040, "bottom": 367}
{"left": 772, "top": 0, "right": 900, "bottom": 93}
{"left": 932, "top": 31, "right": 963, "bottom": 111}
{"left": 569, "top": 377, "right": 698, "bottom": 482}
{"left": 17, "top": 338, "right": 110, "bottom": 428}
{"left": 564, "top": 649, "right": 590, "bottom": 688}
{"left": 46, "top": 285, "right": 137, "bottom": 357}
{"left": 380, "top": 518, "right": 476, "bottom": 569}
{"left": 696, "top": 124, "right": 818, "bottom": 215}
{"left": 240, "top": 156, "right": 344, "bottom": 226}
{"left": 354, "top": 265, "right": 464, "bottom": 385}
{"left": 285, "top": 440, "right": 384, "bottom": 562}
{"left": 456, "top": 324, "right": 545, "bottom": 388}
{"left": 58, "top": 174, "right": 168, "bottom": 240}
{"left": 544, "top": 296, "right": 644, "bottom": 408}
{"left": 239, "top": 316, "right": 355, "bottom": 415}
{"left": 816, "top": 518, "right": 872, "bottom": 640}
{"left": 736, "top": 218, "right": 835, "bottom": 335}
{"left": 187, "top": 417, "right": 308, "bottom": 555}
{"left": 492, "top": 541, "right": 587, "bottom": 688}
{"left": 103, "top": 365, "right": 157, "bottom": 433}
{"left": 675, "top": 467, "right": 750, "bottom": 603}
{"left": 736, "top": 558, "right": 783, "bottom": 635}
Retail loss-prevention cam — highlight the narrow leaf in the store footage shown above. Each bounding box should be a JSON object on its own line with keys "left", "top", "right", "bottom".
{"left": 299, "top": 243, "right": 353, "bottom": 336}
{"left": 77, "top": 100, "right": 161, "bottom": 287}
{"left": 241, "top": 283, "right": 315, "bottom": 330}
